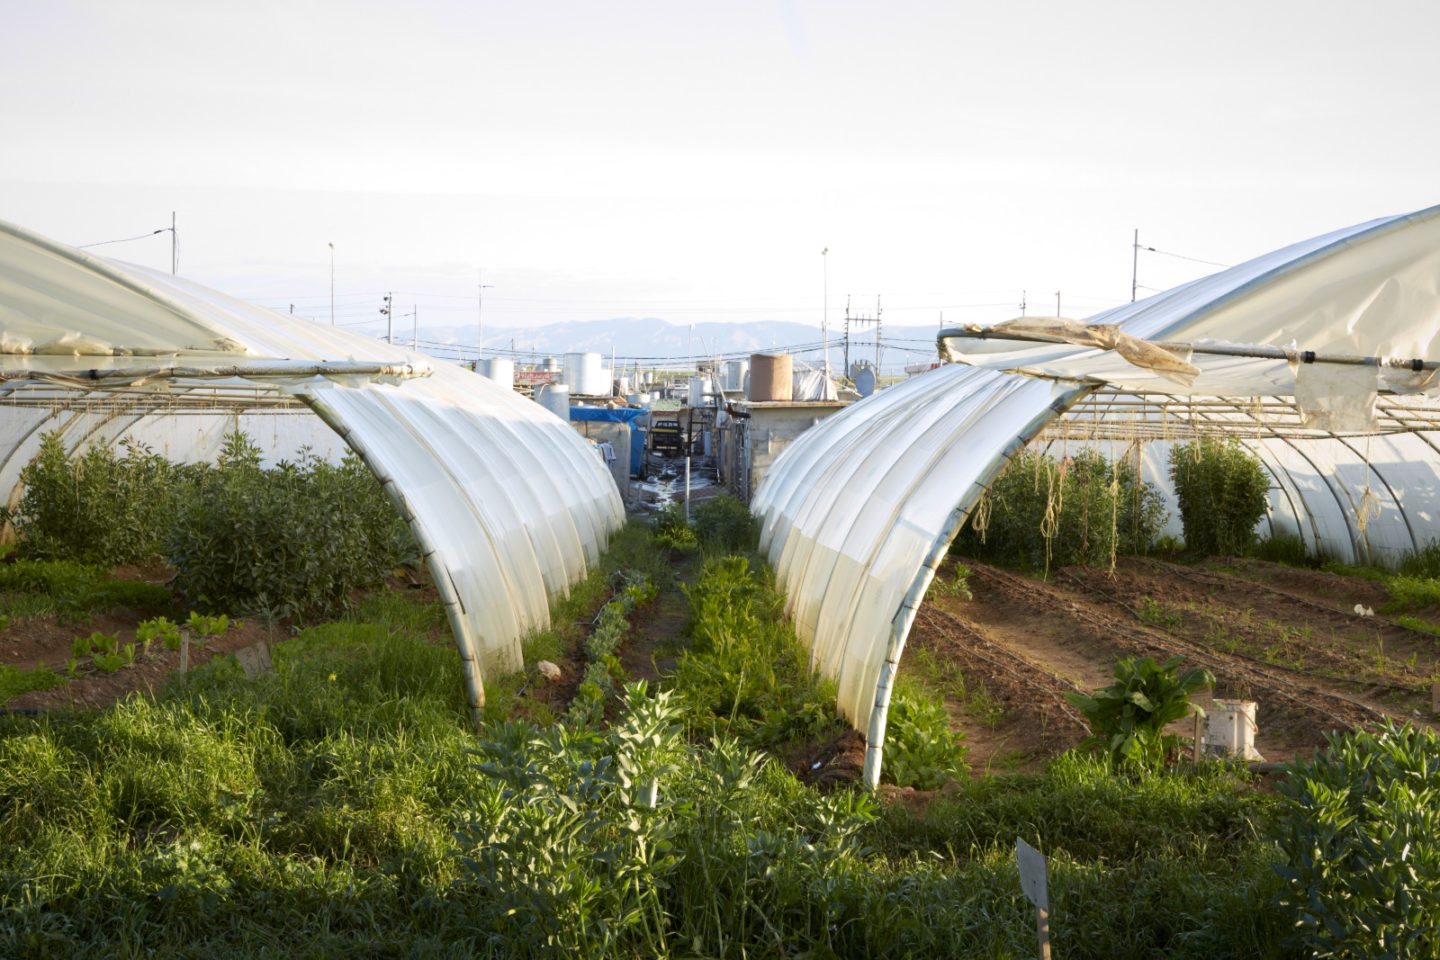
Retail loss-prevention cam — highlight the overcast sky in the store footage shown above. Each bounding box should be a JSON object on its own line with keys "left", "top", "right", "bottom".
{"left": 3, "top": 0, "right": 1437, "bottom": 342}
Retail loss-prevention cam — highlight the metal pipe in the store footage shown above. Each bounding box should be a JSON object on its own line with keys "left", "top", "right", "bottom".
{"left": 938, "top": 324, "right": 1439, "bottom": 372}
{"left": 2, "top": 360, "right": 433, "bottom": 385}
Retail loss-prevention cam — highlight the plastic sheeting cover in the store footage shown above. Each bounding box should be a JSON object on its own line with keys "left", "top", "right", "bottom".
{"left": 754, "top": 203, "right": 1440, "bottom": 784}
{"left": 754, "top": 364, "right": 1083, "bottom": 728}
{"left": 0, "top": 219, "right": 624, "bottom": 718}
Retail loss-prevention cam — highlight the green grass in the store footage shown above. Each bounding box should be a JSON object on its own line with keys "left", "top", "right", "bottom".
{"left": 0, "top": 662, "right": 65, "bottom": 704}
{"left": 0, "top": 559, "right": 174, "bottom": 624}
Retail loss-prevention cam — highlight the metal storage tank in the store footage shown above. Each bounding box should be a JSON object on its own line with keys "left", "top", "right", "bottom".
{"left": 536, "top": 383, "right": 571, "bottom": 420}
{"left": 726, "top": 359, "right": 749, "bottom": 391}
{"left": 476, "top": 357, "right": 514, "bottom": 390}
{"left": 855, "top": 366, "right": 877, "bottom": 397}
{"left": 688, "top": 376, "right": 710, "bottom": 407}
{"left": 564, "top": 352, "right": 608, "bottom": 395}
{"left": 748, "top": 353, "right": 793, "bottom": 401}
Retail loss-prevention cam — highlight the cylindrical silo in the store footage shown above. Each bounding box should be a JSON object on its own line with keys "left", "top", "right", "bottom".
{"left": 477, "top": 357, "right": 514, "bottom": 390}
{"left": 748, "top": 353, "right": 793, "bottom": 401}
{"left": 537, "top": 383, "right": 571, "bottom": 420}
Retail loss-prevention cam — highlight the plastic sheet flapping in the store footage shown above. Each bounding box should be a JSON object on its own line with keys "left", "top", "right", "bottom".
{"left": 0, "top": 218, "right": 625, "bottom": 713}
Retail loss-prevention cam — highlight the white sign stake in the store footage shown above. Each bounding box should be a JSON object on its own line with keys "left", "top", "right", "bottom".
{"left": 1016, "top": 837, "right": 1052, "bottom": 959}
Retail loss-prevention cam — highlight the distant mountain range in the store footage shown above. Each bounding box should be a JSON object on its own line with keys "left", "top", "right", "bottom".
{"left": 369, "top": 317, "right": 946, "bottom": 377}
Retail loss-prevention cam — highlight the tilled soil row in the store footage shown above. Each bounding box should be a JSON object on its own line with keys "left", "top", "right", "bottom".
{"left": 967, "top": 562, "right": 1385, "bottom": 732}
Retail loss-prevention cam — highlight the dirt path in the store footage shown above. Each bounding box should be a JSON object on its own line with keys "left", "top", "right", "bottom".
{"left": 908, "top": 556, "right": 1440, "bottom": 775}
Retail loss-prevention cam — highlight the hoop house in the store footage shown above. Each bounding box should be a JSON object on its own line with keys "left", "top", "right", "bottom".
{"left": 0, "top": 219, "right": 624, "bottom": 725}
{"left": 752, "top": 204, "right": 1440, "bottom": 787}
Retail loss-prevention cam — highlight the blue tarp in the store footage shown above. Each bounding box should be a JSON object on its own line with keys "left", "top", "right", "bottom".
{"left": 569, "top": 406, "right": 649, "bottom": 424}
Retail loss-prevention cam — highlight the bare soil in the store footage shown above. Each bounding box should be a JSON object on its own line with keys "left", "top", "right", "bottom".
{"left": 911, "top": 555, "right": 1440, "bottom": 777}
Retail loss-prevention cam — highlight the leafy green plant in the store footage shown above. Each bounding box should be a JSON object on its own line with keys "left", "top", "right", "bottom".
{"left": 650, "top": 502, "right": 698, "bottom": 551}
{"left": 1169, "top": 437, "right": 1269, "bottom": 557}
{"left": 92, "top": 652, "right": 125, "bottom": 673}
{"left": 883, "top": 688, "right": 968, "bottom": 789}
{"left": 1268, "top": 721, "right": 1440, "bottom": 959}
{"left": 138, "top": 616, "right": 183, "bottom": 652}
{"left": 87, "top": 631, "right": 118, "bottom": 656}
{"left": 563, "top": 573, "right": 653, "bottom": 725}
{"left": 929, "top": 563, "right": 973, "bottom": 601}
{"left": 186, "top": 611, "right": 230, "bottom": 642}
{"left": 1066, "top": 655, "right": 1214, "bottom": 770}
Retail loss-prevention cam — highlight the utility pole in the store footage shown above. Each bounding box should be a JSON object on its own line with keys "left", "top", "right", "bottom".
{"left": 1020, "top": 290, "right": 1027, "bottom": 315}
{"left": 170, "top": 211, "right": 177, "bottom": 275}
{"left": 478, "top": 272, "right": 494, "bottom": 366}
{"left": 1055, "top": 290, "right": 1061, "bottom": 317}
{"left": 381, "top": 293, "right": 393, "bottom": 344}
{"left": 1131, "top": 228, "right": 1139, "bottom": 302}
{"left": 412, "top": 304, "right": 418, "bottom": 349}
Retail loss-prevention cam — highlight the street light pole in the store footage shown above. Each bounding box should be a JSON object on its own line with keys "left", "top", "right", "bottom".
{"left": 477, "top": 272, "right": 494, "bottom": 369}
{"left": 822, "top": 247, "right": 830, "bottom": 380}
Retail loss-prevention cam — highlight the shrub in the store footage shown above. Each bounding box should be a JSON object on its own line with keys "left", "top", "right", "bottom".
{"left": 9, "top": 433, "right": 178, "bottom": 565}
{"left": 1268, "top": 721, "right": 1440, "bottom": 959}
{"left": 956, "top": 448, "right": 1166, "bottom": 570}
{"left": 1066, "top": 655, "right": 1213, "bottom": 770}
{"left": 1169, "top": 437, "right": 1269, "bottom": 556}
{"left": 691, "top": 494, "right": 758, "bottom": 553}
{"left": 1398, "top": 538, "right": 1440, "bottom": 579}
{"left": 1250, "top": 533, "right": 1310, "bottom": 567}
{"left": 166, "top": 433, "right": 414, "bottom": 619}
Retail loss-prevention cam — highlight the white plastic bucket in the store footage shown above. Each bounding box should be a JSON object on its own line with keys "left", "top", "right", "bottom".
{"left": 1204, "top": 699, "right": 1261, "bottom": 760}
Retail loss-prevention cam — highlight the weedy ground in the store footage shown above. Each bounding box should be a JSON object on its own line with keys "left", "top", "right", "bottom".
{"left": 0, "top": 511, "right": 1305, "bottom": 959}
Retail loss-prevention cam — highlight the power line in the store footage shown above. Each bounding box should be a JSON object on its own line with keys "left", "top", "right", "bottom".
{"left": 77, "top": 229, "right": 167, "bottom": 249}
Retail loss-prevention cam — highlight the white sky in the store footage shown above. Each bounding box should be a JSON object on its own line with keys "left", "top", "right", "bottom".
{"left": 3, "top": 0, "right": 1437, "bottom": 339}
